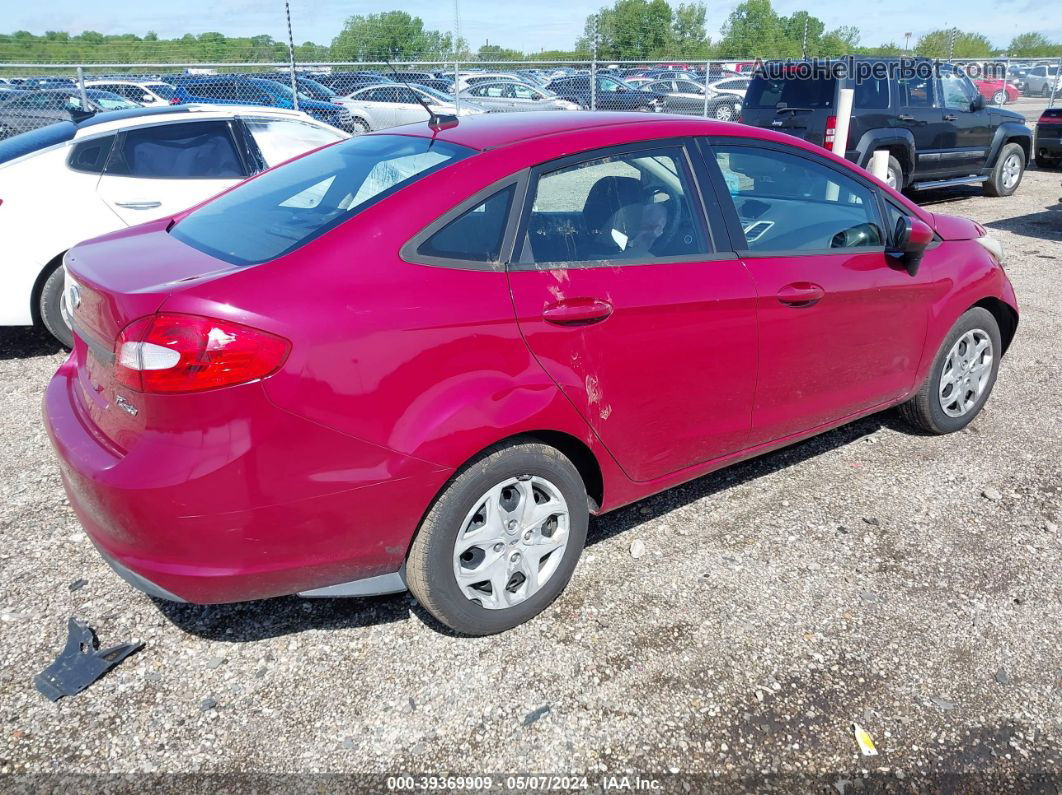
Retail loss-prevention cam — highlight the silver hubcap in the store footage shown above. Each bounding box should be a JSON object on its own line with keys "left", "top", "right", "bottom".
{"left": 886, "top": 167, "right": 898, "bottom": 189}
{"left": 939, "top": 329, "right": 993, "bottom": 418}
{"left": 716, "top": 106, "right": 733, "bottom": 121}
{"left": 1002, "top": 153, "right": 1022, "bottom": 189}
{"left": 453, "top": 476, "right": 570, "bottom": 610}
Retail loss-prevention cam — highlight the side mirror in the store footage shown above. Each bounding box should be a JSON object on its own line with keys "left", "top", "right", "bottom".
{"left": 971, "top": 93, "right": 985, "bottom": 111}
{"left": 889, "top": 215, "right": 934, "bottom": 276}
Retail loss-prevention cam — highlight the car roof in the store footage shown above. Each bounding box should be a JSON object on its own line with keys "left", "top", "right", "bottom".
{"left": 72, "top": 103, "right": 311, "bottom": 135}
{"left": 387, "top": 111, "right": 728, "bottom": 151}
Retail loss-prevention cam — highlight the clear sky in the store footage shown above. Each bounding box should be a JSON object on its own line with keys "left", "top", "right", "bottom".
{"left": 7, "top": 0, "right": 1057, "bottom": 53}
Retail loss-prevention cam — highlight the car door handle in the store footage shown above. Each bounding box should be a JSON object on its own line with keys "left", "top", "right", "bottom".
{"left": 542, "top": 298, "right": 614, "bottom": 326}
{"left": 114, "top": 201, "right": 162, "bottom": 210}
{"left": 777, "top": 282, "right": 825, "bottom": 308}
{"left": 897, "top": 114, "right": 915, "bottom": 121}
{"left": 942, "top": 114, "right": 958, "bottom": 121}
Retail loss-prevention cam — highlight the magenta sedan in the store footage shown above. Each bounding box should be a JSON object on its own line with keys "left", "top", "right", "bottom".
{"left": 45, "top": 112, "right": 1018, "bottom": 635}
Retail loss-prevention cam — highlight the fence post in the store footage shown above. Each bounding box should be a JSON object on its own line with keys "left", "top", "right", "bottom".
{"left": 1050, "top": 56, "right": 1061, "bottom": 109}
{"left": 590, "top": 15, "right": 598, "bottom": 111}
{"left": 76, "top": 65, "right": 89, "bottom": 109}
{"left": 285, "top": 0, "right": 299, "bottom": 112}
{"left": 454, "top": 59, "right": 461, "bottom": 114}
{"left": 703, "top": 60, "right": 711, "bottom": 117}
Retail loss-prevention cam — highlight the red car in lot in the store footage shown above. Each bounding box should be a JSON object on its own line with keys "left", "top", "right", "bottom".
{"left": 974, "top": 78, "right": 1020, "bottom": 104}
{"left": 45, "top": 112, "right": 1018, "bottom": 635}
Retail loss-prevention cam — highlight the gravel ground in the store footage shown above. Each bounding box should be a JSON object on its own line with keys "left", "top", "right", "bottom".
{"left": 1, "top": 164, "right": 1060, "bottom": 792}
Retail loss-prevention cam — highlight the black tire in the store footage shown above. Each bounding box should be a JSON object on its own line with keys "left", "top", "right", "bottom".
{"left": 39, "top": 265, "right": 73, "bottom": 349}
{"left": 884, "top": 154, "right": 904, "bottom": 191}
{"left": 351, "top": 117, "right": 370, "bottom": 135}
{"left": 898, "top": 307, "right": 1002, "bottom": 434}
{"left": 406, "top": 440, "right": 589, "bottom": 636}
{"left": 0, "top": 124, "right": 12, "bottom": 141}
{"left": 992, "top": 90, "right": 1007, "bottom": 105}
{"left": 983, "top": 142, "right": 1025, "bottom": 197}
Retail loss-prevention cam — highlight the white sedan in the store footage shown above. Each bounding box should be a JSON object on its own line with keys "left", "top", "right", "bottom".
{"left": 0, "top": 104, "right": 347, "bottom": 345}
{"left": 337, "top": 83, "right": 485, "bottom": 132}
{"left": 85, "top": 80, "right": 177, "bottom": 107}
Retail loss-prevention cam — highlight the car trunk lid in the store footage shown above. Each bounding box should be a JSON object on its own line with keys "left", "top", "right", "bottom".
{"left": 63, "top": 220, "right": 238, "bottom": 451}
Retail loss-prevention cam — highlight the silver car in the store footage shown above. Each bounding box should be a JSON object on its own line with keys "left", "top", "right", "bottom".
{"left": 459, "top": 81, "right": 581, "bottom": 113}
{"left": 336, "top": 83, "right": 485, "bottom": 132}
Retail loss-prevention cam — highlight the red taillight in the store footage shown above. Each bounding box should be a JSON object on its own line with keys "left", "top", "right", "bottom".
{"left": 114, "top": 313, "right": 290, "bottom": 394}
{"left": 823, "top": 115, "right": 837, "bottom": 149}
{"left": 169, "top": 97, "right": 181, "bottom": 105}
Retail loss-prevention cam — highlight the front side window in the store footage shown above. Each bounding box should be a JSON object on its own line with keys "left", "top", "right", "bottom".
{"left": 712, "top": 145, "right": 883, "bottom": 252}
{"left": 244, "top": 118, "right": 344, "bottom": 167}
{"left": 106, "top": 121, "right": 246, "bottom": 179}
{"left": 940, "top": 72, "right": 976, "bottom": 109}
{"left": 417, "top": 186, "right": 515, "bottom": 264}
{"left": 518, "top": 146, "right": 709, "bottom": 266}
{"left": 172, "top": 134, "right": 473, "bottom": 266}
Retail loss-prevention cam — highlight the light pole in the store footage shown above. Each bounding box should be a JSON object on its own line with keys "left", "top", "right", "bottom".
{"left": 904, "top": 32, "right": 911, "bottom": 53}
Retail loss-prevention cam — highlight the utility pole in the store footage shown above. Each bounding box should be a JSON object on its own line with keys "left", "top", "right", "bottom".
{"left": 802, "top": 16, "right": 809, "bottom": 59}
{"left": 947, "top": 27, "right": 955, "bottom": 63}
{"left": 904, "top": 32, "right": 911, "bottom": 53}
{"left": 285, "top": 1, "right": 298, "bottom": 112}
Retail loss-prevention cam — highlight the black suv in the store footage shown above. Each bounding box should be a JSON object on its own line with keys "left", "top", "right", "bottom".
{"left": 741, "top": 58, "right": 1032, "bottom": 196}
{"left": 546, "top": 74, "right": 666, "bottom": 113}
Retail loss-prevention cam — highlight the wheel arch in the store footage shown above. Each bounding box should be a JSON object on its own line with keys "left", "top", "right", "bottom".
{"left": 852, "top": 128, "right": 915, "bottom": 184}
{"left": 972, "top": 296, "right": 1018, "bottom": 355}
{"left": 985, "top": 123, "right": 1032, "bottom": 167}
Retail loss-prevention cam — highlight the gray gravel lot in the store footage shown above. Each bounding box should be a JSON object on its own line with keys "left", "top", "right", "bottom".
{"left": 1, "top": 165, "right": 1060, "bottom": 791}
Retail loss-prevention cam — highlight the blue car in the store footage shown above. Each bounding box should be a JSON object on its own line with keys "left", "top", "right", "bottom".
{"left": 171, "top": 76, "right": 352, "bottom": 131}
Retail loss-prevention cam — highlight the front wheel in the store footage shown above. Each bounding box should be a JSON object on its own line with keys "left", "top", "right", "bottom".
{"left": 351, "top": 117, "right": 370, "bottom": 135}
{"left": 992, "top": 90, "right": 1007, "bottom": 104}
{"left": 713, "top": 103, "right": 736, "bottom": 121}
{"left": 406, "top": 441, "right": 589, "bottom": 635}
{"left": 898, "top": 307, "right": 1002, "bottom": 434}
{"left": 984, "top": 143, "right": 1025, "bottom": 197}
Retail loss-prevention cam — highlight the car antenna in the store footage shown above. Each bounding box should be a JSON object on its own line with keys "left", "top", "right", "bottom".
{"left": 384, "top": 57, "right": 458, "bottom": 132}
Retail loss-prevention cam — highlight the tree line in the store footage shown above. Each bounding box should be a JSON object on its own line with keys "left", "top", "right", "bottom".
{"left": 1, "top": 2, "right": 1060, "bottom": 64}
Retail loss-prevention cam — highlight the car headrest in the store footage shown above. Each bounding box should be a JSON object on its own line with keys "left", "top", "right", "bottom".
{"left": 582, "top": 175, "right": 644, "bottom": 232}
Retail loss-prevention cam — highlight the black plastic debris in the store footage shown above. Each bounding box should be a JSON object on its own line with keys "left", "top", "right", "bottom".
{"left": 68, "top": 578, "right": 87, "bottom": 592}
{"left": 33, "top": 618, "right": 143, "bottom": 701}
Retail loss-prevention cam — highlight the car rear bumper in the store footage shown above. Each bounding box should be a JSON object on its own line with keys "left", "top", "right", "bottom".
{"left": 43, "top": 356, "right": 451, "bottom": 604}
{"left": 1034, "top": 130, "right": 1062, "bottom": 160}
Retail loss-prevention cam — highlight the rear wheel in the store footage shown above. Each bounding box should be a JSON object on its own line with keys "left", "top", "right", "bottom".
{"left": 39, "top": 265, "right": 73, "bottom": 348}
{"left": 406, "top": 441, "right": 588, "bottom": 635}
{"left": 898, "top": 307, "right": 1001, "bottom": 434}
{"left": 713, "top": 103, "right": 735, "bottom": 121}
{"left": 983, "top": 143, "right": 1025, "bottom": 197}
{"left": 883, "top": 154, "right": 904, "bottom": 191}
{"left": 992, "top": 90, "right": 1007, "bottom": 104}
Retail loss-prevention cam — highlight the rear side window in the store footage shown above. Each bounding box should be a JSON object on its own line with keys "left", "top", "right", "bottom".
{"left": 68, "top": 134, "right": 115, "bottom": 173}
{"left": 854, "top": 77, "right": 890, "bottom": 109}
{"left": 417, "top": 186, "right": 515, "bottom": 264}
{"left": 745, "top": 74, "right": 835, "bottom": 109}
{"left": 899, "top": 75, "right": 934, "bottom": 107}
{"left": 172, "top": 134, "right": 473, "bottom": 266}
{"left": 106, "top": 121, "right": 246, "bottom": 179}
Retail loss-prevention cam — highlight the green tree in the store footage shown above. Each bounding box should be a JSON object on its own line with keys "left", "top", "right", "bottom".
{"left": 671, "top": 3, "right": 711, "bottom": 57}
{"left": 916, "top": 29, "right": 994, "bottom": 59}
{"left": 331, "top": 11, "right": 456, "bottom": 61}
{"left": 478, "top": 43, "right": 524, "bottom": 60}
{"left": 1006, "top": 32, "right": 1060, "bottom": 57}
{"left": 580, "top": 0, "right": 675, "bottom": 60}
{"left": 717, "top": 0, "right": 797, "bottom": 58}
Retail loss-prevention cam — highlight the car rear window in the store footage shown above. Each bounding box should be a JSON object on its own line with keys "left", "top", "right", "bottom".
{"left": 744, "top": 74, "right": 835, "bottom": 109}
{"left": 171, "top": 134, "right": 473, "bottom": 266}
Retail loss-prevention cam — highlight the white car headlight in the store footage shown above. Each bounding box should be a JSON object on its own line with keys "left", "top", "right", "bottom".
{"left": 975, "top": 234, "right": 1005, "bottom": 266}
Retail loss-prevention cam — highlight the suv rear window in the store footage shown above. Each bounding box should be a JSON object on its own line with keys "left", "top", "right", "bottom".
{"left": 744, "top": 74, "right": 835, "bottom": 109}
{"left": 171, "top": 134, "right": 473, "bottom": 266}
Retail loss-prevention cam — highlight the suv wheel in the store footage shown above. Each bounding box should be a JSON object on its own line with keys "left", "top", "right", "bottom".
{"left": 883, "top": 154, "right": 903, "bottom": 191}
{"left": 406, "top": 441, "right": 589, "bottom": 635}
{"left": 984, "top": 143, "right": 1025, "bottom": 197}
{"left": 898, "top": 307, "right": 1001, "bottom": 434}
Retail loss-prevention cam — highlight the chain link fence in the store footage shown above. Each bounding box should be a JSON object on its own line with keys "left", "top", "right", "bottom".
{"left": 0, "top": 56, "right": 1058, "bottom": 141}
